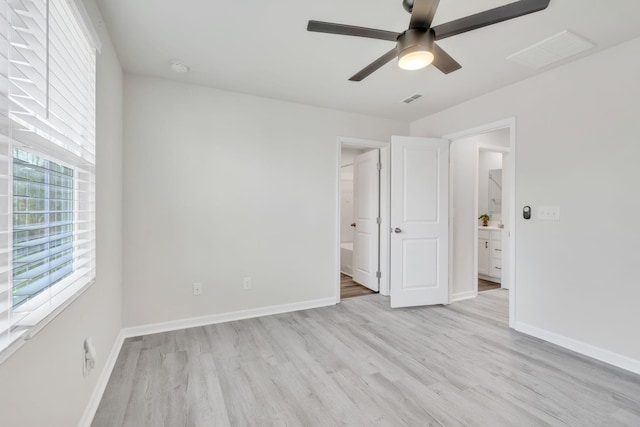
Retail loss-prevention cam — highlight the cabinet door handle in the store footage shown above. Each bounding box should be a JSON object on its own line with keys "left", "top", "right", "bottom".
{"left": 485, "top": 242, "right": 488, "bottom": 249}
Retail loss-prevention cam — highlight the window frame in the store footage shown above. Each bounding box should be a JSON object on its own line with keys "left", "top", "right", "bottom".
{"left": 0, "top": 0, "right": 101, "bottom": 362}
{"left": 10, "top": 147, "right": 83, "bottom": 317}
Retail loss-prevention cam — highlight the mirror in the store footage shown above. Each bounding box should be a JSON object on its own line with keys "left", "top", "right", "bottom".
{"left": 488, "top": 169, "right": 502, "bottom": 214}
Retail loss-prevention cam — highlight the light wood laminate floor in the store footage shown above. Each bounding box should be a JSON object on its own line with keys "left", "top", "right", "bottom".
{"left": 478, "top": 278, "right": 500, "bottom": 292}
{"left": 341, "top": 273, "right": 376, "bottom": 299}
{"left": 93, "top": 290, "right": 640, "bottom": 426}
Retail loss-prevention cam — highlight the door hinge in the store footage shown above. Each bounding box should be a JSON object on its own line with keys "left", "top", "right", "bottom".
{"left": 376, "top": 271, "right": 382, "bottom": 279}
{"left": 377, "top": 162, "right": 382, "bottom": 171}
{"left": 376, "top": 217, "right": 381, "bottom": 225}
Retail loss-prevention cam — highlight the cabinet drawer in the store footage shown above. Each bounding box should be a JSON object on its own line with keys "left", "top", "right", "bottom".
{"left": 492, "top": 239, "right": 502, "bottom": 259}
{"left": 492, "top": 238, "right": 502, "bottom": 250}
{"left": 490, "top": 230, "right": 502, "bottom": 241}
{"left": 490, "top": 258, "right": 502, "bottom": 278}
{"left": 478, "top": 229, "right": 490, "bottom": 239}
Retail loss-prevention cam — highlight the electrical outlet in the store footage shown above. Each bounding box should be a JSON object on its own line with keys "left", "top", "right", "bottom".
{"left": 243, "top": 277, "right": 252, "bottom": 290}
{"left": 83, "top": 337, "right": 96, "bottom": 377}
{"left": 193, "top": 282, "right": 203, "bottom": 296}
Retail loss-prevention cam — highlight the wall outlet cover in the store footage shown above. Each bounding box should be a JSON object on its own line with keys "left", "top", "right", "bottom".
{"left": 193, "top": 282, "right": 203, "bottom": 296}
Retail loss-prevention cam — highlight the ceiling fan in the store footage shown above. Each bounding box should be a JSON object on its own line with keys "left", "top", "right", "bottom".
{"left": 307, "top": 0, "right": 550, "bottom": 81}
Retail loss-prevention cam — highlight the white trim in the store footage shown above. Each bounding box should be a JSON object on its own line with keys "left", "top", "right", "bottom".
{"left": 122, "top": 297, "right": 336, "bottom": 339}
{"left": 444, "top": 117, "right": 517, "bottom": 328}
{"left": 447, "top": 140, "right": 454, "bottom": 305}
{"left": 77, "top": 330, "right": 126, "bottom": 427}
{"left": 378, "top": 145, "right": 390, "bottom": 297}
{"left": 335, "top": 137, "right": 391, "bottom": 302}
{"left": 0, "top": 279, "right": 96, "bottom": 364}
{"left": 443, "top": 118, "right": 516, "bottom": 141}
{"left": 335, "top": 139, "right": 342, "bottom": 304}
{"left": 450, "top": 290, "right": 477, "bottom": 302}
{"left": 516, "top": 322, "right": 640, "bottom": 376}
{"left": 68, "top": 0, "right": 102, "bottom": 53}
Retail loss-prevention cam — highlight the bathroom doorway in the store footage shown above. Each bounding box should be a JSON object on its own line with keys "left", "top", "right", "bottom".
{"left": 477, "top": 148, "right": 505, "bottom": 291}
{"left": 445, "top": 118, "right": 516, "bottom": 327}
{"left": 336, "top": 137, "right": 390, "bottom": 302}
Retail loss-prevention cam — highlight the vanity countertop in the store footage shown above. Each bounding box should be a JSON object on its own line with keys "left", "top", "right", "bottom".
{"left": 478, "top": 226, "right": 503, "bottom": 231}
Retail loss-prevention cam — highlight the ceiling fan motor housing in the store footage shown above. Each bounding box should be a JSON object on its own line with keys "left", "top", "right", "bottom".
{"left": 397, "top": 28, "right": 434, "bottom": 56}
{"left": 402, "top": 0, "right": 415, "bottom": 13}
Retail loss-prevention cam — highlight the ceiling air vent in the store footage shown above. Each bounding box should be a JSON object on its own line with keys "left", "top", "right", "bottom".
{"left": 402, "top": 94, "right": 423, "bottom": 104}
{"left": 507, "top": 30, "right": 595, "bottom": 69}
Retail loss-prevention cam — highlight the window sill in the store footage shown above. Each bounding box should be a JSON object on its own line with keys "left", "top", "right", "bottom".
{"left": 0, "top": 277, "right": 96, "bottom": 365}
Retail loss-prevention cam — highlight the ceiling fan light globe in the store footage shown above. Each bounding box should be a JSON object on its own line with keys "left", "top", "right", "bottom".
{"left": 398, "top": 49, "right": 434, "bottom": 70}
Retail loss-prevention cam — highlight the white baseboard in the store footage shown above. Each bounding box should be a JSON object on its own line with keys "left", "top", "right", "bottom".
{"left": 515, "top": 321, "right": 640, "bottom": 376}
{"left": 451, "top": 290, "right": 477, "bottom": 302}
{"left": 78, "top": 329, "right": 126, "bottom": 427}
{"left": 122, "top": 297, "right": 337, "bottom": 339}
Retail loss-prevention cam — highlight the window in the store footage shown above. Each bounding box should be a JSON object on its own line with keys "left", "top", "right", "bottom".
{"left": 13, "top": 148, "right": 74, "bottom": 307}
{"left": 0, "top": 0, "right": 100, "bottom": 355}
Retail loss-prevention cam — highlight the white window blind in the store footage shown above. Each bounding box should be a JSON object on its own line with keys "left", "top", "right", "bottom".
{"left": 0, "top": 0, "right": 97, "bottom": 355}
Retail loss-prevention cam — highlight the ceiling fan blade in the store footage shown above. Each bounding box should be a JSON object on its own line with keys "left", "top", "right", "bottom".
{"left": 409, "top": 0, "right": 441, "bottom": 29}
{"left": 307, "top": 20, "right": 400, "bottom": 42}
{"left": 431, "top": 44, "right": 461, "bottom": 74}
{"left": 432, "top": 0, "right": 550, "bottom": 40}
{"left": 349, "top": 48, "right": 398, "bottom": 82}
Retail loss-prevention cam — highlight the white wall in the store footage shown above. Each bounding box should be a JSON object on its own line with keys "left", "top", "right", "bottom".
{"left": 412, "top": 36, "right": 640, "bottom": 365}
{"left": 0, "top": 1, "right": 124, "bottom": 425}
{"left": 122, "top": 75, "right": 408, "bottom": 327}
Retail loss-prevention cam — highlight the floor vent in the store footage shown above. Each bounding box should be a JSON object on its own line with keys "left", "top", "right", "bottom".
{"left": 402, "top": 94, "right": 422, "bottom": 104}
{"left": 507, "top": 30, "right": 595, "bottom": 69}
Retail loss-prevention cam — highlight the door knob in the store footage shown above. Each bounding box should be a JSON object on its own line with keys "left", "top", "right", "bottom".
{"left": 394, "top": 228, "right": 402, "bottom": 233}
{"left": 350, "top": 223, "right": 356, "bottom": 227}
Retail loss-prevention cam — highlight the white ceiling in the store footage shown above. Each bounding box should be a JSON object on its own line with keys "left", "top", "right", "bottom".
{"left": 96, "top": 0, "right": 640, "bottom": 122}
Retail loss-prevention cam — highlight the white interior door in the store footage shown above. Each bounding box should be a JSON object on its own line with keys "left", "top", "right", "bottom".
{"left": 352, "top": 149, "right": 380, "bottom": 291}
{"left": 390, "top": 137, "right": 449, "bottom": 308}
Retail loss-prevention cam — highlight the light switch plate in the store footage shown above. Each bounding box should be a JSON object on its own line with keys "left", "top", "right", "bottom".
{"left": 537, "top": 206, "right": 560, "bottom": 221}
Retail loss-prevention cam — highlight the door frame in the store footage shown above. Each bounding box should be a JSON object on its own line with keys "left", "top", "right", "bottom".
{"left": 444, "top": 118, "right": 517, "bottom": 327}
{"left": 335, "top": 137, "right": 390, "bottom": 303}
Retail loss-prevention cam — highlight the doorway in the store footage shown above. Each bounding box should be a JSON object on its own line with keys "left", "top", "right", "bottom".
{"left": 477, "top": 145, "right": 509, "bottom": 292}
{"left": 335, "top": 137, "right": 390, "bottom": 303}
{"left": 334, "top": 123, "right": 515, "bottom": 325}
{"left": 445, "top": 118, "right": 516, "bottom": 327}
